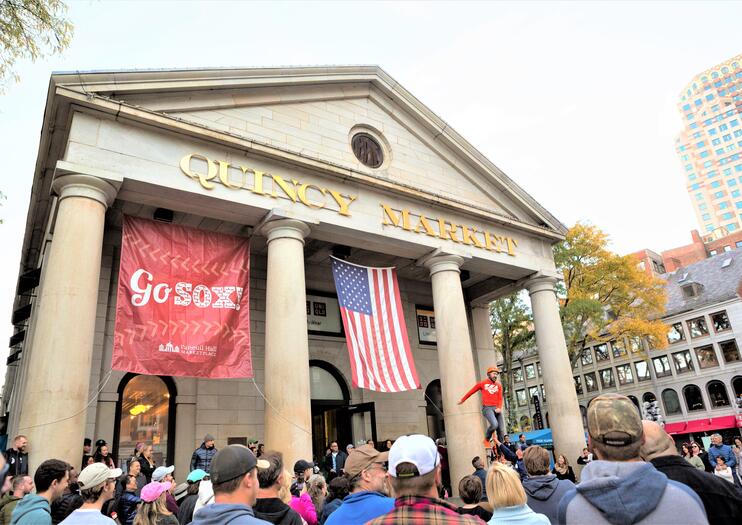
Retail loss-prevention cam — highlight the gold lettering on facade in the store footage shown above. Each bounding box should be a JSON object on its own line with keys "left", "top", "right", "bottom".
{"left": 380, "top": 203, "right": 518, "bottom": 257}
{"left": 180, "top": 153, "right": 357, "bottom": 217}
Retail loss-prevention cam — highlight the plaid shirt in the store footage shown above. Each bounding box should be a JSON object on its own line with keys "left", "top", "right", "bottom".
{"left": 366, "top": 495, "right": 483, "bottom": 525}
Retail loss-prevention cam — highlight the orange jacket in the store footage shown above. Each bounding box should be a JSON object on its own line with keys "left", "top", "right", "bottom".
{"left": 460, "top": 379, "right": 503, "bottom": 408}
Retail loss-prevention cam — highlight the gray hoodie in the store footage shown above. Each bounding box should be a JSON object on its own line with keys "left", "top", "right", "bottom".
{"left": 558, "top": 460, "right": 708, "bottom": 525}
{"left": 191, "top": 503, "right": 271, "bottom": 525}
{"left": 522, "top": 474, "right": 575, "bottom": 524}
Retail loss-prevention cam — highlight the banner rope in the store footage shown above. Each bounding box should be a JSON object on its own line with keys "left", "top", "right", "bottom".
{"left": 250, "top": 377, "right": 312, "bottom": 436}
{"left": 18, "top": 369, "right": 113, "bottom": 432}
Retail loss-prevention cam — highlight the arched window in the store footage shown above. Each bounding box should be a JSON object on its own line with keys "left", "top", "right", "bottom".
{"left": 519, "top": 415, "right": 532, "bottom": 432}
{"left": 707, "top": 381, "right": 730, "bottom": 407}
{"left": 115, "top": 374, "right": 176, "bottom": 468}
{"left": 683, "top": 385, "right": 705, "bottom": 412}
{"left": 733, "top": 376, "right": 742, "bottom": 399}
{"left": 627, "top": 395, "right": 641, "bottom": 415}
{"left": 642, "top": 392, "right": 657, "bottom": 404}
{"left": 662, "top": 389, "right": 682, "bottom": 415}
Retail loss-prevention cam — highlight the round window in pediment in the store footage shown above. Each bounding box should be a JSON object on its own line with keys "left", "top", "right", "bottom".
{"left": 351, "top": 133, "right": 384, "bottom": 168}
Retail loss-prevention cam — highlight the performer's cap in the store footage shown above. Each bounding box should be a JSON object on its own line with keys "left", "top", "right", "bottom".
{"left": 487, "top": 366, "right": 500, "bottom": 374}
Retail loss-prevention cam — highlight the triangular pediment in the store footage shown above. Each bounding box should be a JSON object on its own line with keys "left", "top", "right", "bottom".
{"left": 50, "top": 66, "right": 566, "bottom": 238}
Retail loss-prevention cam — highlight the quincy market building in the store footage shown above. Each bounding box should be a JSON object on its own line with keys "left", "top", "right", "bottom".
{"left": 3, "top": 67, "right": 584, "bottom": 488}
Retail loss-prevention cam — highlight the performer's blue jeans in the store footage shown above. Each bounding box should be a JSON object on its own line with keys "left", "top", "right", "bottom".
{"left": 483, "top": 405, "right": 505, "bottom": 441}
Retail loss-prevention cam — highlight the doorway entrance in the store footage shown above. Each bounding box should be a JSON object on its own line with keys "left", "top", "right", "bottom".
{"left": 309, "top": 360, "right": 377, "bottom": 462}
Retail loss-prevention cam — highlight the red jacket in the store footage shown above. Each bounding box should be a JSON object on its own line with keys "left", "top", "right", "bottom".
{"left": 460, "top": 379, "right": 503, "bottom": 408}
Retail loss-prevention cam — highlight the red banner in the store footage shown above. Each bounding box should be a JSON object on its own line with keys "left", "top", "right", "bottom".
{"left": 112, "top": 216, "right": 251, "bottom": 378}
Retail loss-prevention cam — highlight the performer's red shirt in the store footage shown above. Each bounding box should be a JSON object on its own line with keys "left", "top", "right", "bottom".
{"left": 460, "top": 379, "right": 503, "bottom": 408}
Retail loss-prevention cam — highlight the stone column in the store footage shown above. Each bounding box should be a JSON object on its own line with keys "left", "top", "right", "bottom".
{"left": 525, "top": 276, "right": 585, "bottom": 467}
{"left": 423, "top": 255, "right": 485, "bottom": 496}
{"left": 261, "top": 219, "right": 312, "bottom": 467}
{"left": 17, "top": 174, "right": 117, "bottom": 472}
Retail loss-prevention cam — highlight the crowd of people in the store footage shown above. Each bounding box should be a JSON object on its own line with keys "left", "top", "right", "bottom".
{"left": 1, "top": 393, "right": 742, "bottom": 524}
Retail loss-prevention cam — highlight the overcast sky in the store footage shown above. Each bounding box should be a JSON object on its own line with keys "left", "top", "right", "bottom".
{"left": 0, "top": 1, "right": 741, "bottom": 377}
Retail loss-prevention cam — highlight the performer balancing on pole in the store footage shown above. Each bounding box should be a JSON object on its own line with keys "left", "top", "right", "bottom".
{"left": 458, "top": 366, "right": 505, "bottom": 447}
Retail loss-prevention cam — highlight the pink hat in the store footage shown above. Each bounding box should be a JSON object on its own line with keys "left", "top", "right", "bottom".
{"left": 140, "top": 481, "right": 172, "bottom": 503}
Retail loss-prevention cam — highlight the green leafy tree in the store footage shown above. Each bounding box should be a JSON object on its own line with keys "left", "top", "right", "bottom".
{"left": 554, "top": 222, "right": 668, "bottom": 369}
{"left": 490, "top": 292, "right": 534, "bottom": 431}
{"left": 0, "top": 0, "right": 73, "bottom": 88}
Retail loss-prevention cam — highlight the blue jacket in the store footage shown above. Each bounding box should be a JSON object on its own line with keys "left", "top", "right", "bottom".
{"left": 118, "top": 491, "right": 141, "bottom": 525}
{"left": 489, "top": 505, "right": 550, "bottom": 525}
{"left": 324, "top": 491, "right": 395, "bottom": 525}
{"left": 558, "top": 460, "right": 708, "bottom": 525}
{"left": 473, "top": 467, "right": 488, "bottom": 500}
{"left": 319, "top": 498, "right": 343, "bottom": 524}
{"left": 191, "top": 503, "right": 270, "bottom": 525}
{"left": 10, "top": 494, "right": 50, "bottom": 525}
{"left": 190, "top": 443, "right": 218, "bottom": 472}
{"left": 708, "top": 443, "right": 736, "bottom": 469}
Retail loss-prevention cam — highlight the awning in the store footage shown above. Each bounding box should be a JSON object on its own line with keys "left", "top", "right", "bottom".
{"left": 663, "top": 415, "right": 742, "bottom": 435}
{"left": 509, "top": 428, "right": 553, "bottom": 445}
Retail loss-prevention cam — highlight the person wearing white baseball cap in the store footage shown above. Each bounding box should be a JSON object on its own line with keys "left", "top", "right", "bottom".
{"left": 151, "top": 465, "right": 179, "bottom": 514}
{"left": 367, "top": 435, "right": 481, "bottom": 525}
{"left": 59, "top": 462, "right": 122, "bottom": 524}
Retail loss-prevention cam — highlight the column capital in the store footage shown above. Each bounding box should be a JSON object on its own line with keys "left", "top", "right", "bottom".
{"left": 52, "top": 173, "right": 119, "bottom": 208}
{"left": 423, "top": 254, "right": 464, "bottom": 277}
{"left": 260, "top": 218, "right": 311, "bottom": 245}
{"left": 524, "top": 275, "right": 560, "bottom": 295}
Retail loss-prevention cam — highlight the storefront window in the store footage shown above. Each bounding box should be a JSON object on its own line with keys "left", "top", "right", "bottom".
{"left": 720, "top": 340, "right": 741, "bottom": 363}
{"left": 711, "top": 311, "right": 731, "bottom": 332}
{"left": 694, "top": 345, "right": 719, "bottom": 369}
{"left": 117, "top": 375, "right": 172, "bottom": 467}
{"left": 706, "top": 381, "right": 730, "bottom": 407}
{"left": 683, "top": 385, "right": 705, "bottom": 411}
{"left": 662, "top": 389, "right": 682, "bottom": 415}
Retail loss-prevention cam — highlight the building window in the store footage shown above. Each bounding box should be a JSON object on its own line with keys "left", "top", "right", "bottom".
{"left": 595, "top": 344, "right": 610, "bottom": 362}
{"left": 616, "top": 364, "right": 634, "bottom": 385}
{"left": 683, "top": 385, "right": 705, "bottom": 411}
{"left": 629, "top": 337, "right": 643, "bottom": 354}
{"left": 719, "top": 340, "right": 741, "bottom": 363}
{"left": 706, "top": 381, "right": 730, "bottom": 408}
{"left": 584, "top": 372, "right": 598, "bottom": 393}
{"left": 672, "top": 350, "right": 694, "bottom": 374}
{"left": 710, "top": 311, "right": 731, "bottom": 332}
{"left": 694, "top": 345, "right": 719, "bottom": 369}
{"left": 652, "top": 356, "right": 673, "bottom": 378}
{"left": 688, "top": 317, "right": 709, "bottom": 338}
{"left": 351, "top": 133, "right": 384, "bottom": 168}
{"left": 536, "top": 362, "right": 542, "bottom": 377}
{"left": 599, "top": 368, "right": 615, "bottom": 389}
{"left": 662, "top": 389, "right": 682, "bottom": 415}
{"left": 525, "top": 364, "right": 536, "bottom": 380}
{"left": 635, "top": 361, "right": 651, "bottom": 381}
{"left": 581, "top": 348, "right": 593, "bottom": 366}
{"left": 528, "top": 386, "right": 539, "bottom": 403}
{"left": 514, "top": 368, "right": 524, "bottom": 383}
{"left": 540, "top": 384, "right": 547, "bottom": 404}
{"left": 667, "top": 322, "right": 685, "bottom": 344}
{"left": 574, "top": 376, "right": 583, "bottom": 395}
{"left": 611, "top": 339, "right": 627, "bottom": 358}
{"left": 516, "top": 389, "right": 527, "bottom": 407}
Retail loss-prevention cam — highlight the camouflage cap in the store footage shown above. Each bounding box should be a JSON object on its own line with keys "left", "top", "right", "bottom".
{"left": 587, "top": 393, "right": 643, "bottom": 447}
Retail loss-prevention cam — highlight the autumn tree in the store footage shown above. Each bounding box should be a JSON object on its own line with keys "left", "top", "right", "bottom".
{"left": 0, "top": 0, "right": 73, "bottom": 88}
{"left": 490, "top": 292, "right": 534, "bottom": 430}
{"left": 554, "top": 222, "right": 668, "bottom": 369}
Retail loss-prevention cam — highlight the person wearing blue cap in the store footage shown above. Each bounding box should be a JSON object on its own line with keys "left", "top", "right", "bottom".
{"left": 177, "top": 469, "right": 210, "bottom": 525}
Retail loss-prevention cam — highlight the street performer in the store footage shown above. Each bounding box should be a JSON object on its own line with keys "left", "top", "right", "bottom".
{"left": 458, "top": 366, "right": 505, "bottom": 447}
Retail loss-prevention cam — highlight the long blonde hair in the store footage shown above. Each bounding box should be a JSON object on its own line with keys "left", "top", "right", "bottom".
{"left": 306, "top": 474, "right": 327, "bottom": 515}
{"left": 278, "top": 469, "right": 293, "bottom": 504}
{"left": 486, "top": 462, "right": 527, "bottom": 509}
{"left": 133, "top": 493, "right": 172, "bottom": 525}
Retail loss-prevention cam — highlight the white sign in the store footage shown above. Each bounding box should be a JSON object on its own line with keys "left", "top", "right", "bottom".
{"left": 307, "top": 294, "right": 342, "bottom": 335}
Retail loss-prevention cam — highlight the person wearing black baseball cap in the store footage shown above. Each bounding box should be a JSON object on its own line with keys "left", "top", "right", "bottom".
{"left": 190, "top": 445, "right": 270, "bottom": 525}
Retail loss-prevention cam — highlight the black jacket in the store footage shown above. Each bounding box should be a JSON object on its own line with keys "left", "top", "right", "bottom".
{"left": 650, "top": 455, "right": 742, "bottom": 524}
{"left": 254, "top": 497, "right": 304, "bottom": 525}
{"left": 190, "top": 443, "right": 218, "bottom": 472}
{"left": 50, "top": 491, "right": 83, "bottom": 524}
{"left": 323, "top": 451, "right": 347, "bottom": 474}
{"left": 177, "top": 493, "right": 199, "bottom": 525}
{"left": 3, "top": 449, "right": 27, "bottom": 477}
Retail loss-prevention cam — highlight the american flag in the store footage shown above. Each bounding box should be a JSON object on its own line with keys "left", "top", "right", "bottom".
{"left": 331, "top": 257, "right": 420, "bottom": 392}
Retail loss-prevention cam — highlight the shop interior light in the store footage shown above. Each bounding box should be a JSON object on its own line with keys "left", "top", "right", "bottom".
{"left": 130, "top": 404, "right": 153, "bottom": 416}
